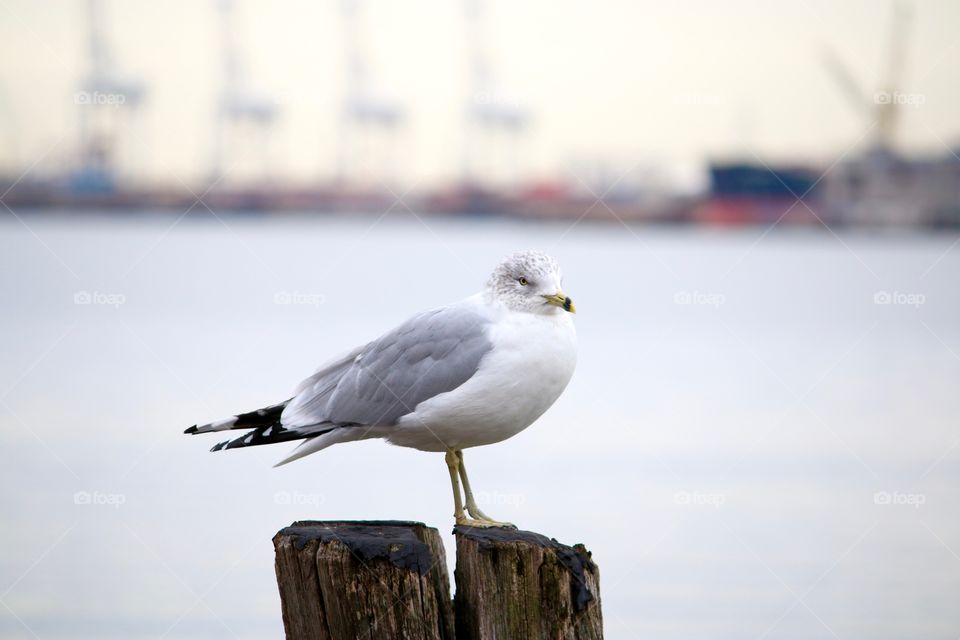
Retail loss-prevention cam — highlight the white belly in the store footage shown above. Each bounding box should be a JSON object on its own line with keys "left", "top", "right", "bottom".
{"left": 387, "top": 310, "right": 577, "bottom": 451}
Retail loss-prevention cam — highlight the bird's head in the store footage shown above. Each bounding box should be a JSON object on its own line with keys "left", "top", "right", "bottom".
{"left": 486, "top": 250, "right": 576, "bottom": 315}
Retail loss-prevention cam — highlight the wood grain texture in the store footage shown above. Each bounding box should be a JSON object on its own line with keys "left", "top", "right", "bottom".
{"left": 453, "top": 526, "right": 603, "bottom": 640}
{"left": 273, "top": 521, "right": 455, "bottom": 640}
{"left": 273, "top": 520, "right": 604, "bottom": 639}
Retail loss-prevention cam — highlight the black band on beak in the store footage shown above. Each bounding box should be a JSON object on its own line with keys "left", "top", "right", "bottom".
{"left": 563, "top": 297, "right": 573, "bottom": 312}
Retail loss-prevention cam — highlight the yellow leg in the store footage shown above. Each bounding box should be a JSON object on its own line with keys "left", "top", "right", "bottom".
{"left": 445, "top": 450, "right": 468, "bottom": 524}
{"left": 456, "top": 450, "right": 514, "bottom": 528}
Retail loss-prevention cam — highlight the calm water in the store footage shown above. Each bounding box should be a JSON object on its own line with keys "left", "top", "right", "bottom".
{"left": 1, "top": 211, "right": 958, "bottom": 639}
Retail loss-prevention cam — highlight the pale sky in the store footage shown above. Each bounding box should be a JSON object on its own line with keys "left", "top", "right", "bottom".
{"left": 0, "top": 0, "right": 958, "bottom": 190}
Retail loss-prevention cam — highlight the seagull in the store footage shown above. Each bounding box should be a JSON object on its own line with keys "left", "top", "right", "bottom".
{"left": 185, "top": 250, "right": 577, "bottom": 527}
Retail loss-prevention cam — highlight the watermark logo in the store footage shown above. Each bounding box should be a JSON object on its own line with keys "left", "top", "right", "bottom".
{"left": 73, "top": 490, "right": 126, "bottom": 508}
{"left": 473, "top": 91, "right": 524, "bottom": 108}
{"left": 474, "top": 491, "right": 526, "bottom": 508}
{"left": 674, "top": 291, "right": 726, "bottom": 307}
{"left": 273, "top": 291, "right": 325, "bottom": 307}
{"left": 874, "top": 91, "right": 926, "bottom": 107}
{"left": 674, "top": 491, "right": 725, "bottom": 508}
{"left": 274, "top": 490, "right": 325, "bottom": 507}
{"left": 873, "top": 491, "right": 925, "bottom": 509}
{"left": 75, "top": 91, "right": 127, "bottom": 107}
{"left": 74, "top": 290, "right": 126, "bottom": 308}
{"left": 873, "top": 290, "right": 925, "bottom": 308}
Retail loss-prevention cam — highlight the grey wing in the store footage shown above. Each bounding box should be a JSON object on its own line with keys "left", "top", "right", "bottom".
{"left": 281, "top": 305, "right": 492, "bottom": 428}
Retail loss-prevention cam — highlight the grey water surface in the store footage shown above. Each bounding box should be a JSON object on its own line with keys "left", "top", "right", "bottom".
{"left": 1, "top": 211, "right": 958, "bottom": 639}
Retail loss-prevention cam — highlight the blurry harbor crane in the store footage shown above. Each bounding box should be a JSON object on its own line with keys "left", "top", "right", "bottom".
{"left": 73, "top": 0, "right": 145, "bottom": 193}
{"left": 338, "top": 0, "right": 405, "bottom": 188}
{"left": 820, "top": 0, "right": 911, "bottom": 154}
{"left": 211, "top": 0, "right": 279, "bottom": 186}
{"left": 462, "top": 0, "right": 530, "bottom": 188}
{"left": 820, "top": 1, "right": 959, "bottom": 227}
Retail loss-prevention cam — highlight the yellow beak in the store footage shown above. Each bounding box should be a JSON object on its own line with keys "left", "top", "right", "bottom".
{"left": 542, "top": 292, "right": 576, "bottom": 313}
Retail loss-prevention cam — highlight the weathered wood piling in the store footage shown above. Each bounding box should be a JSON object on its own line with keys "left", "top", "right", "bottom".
{"left": 273, "top": 520, "right": 603, "bottom": 640}
{"left": 453, "top": 526, "right": 602, "bottom": 640}
{"left": 273, "top": 521, "right": 455, "bottom": 640}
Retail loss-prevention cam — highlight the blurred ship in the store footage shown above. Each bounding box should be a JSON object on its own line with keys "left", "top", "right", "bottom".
{"left": 823, "top": 147, "right": 960, "bottom": 227}
{"left": 694, "top": 1, "right": 959, "bottom": 229}
{"left": 695, "top": 163, "right": 821, "bottom": 226}
{"left": 817, "top": 1, "right": 960, "bottom": 227}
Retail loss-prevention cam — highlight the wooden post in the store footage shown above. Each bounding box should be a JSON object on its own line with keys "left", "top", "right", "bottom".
{"left": 453, "top": 525, "right": 603, "bottom": 640}
{"left": 273, "top": 520, "right": 455, "bottom": 640}
{"left": 274, "top": 521, "right": 604, "bottom": 640}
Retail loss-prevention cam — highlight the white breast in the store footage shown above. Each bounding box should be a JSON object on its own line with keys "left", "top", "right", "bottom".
{"left": 388, "top": 308, "right": 577, "bottom": 452}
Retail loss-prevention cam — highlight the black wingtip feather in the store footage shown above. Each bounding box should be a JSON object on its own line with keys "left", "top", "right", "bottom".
{"left": 184, "top": 425, "right": 198, "bottom": 435}
{"left": 208, "top": 424, "right": 336, "bottom": 453}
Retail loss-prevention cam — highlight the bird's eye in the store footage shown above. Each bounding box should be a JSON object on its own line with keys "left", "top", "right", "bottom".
{"left": 518, "top": 277, "right": 528, "bottom": 286}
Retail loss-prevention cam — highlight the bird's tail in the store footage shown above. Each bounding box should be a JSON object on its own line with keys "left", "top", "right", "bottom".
{"left": 209, "top": 423, "right": 336, "bottom": 452}
{"left": 185, "top": 400, "right": 379, "bottom": 463}
{"left": 184, "top": 400, "right": 291, "bottom": 435}
{"left": 185, "top": 399, "right": 333, "bottom": 452}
